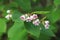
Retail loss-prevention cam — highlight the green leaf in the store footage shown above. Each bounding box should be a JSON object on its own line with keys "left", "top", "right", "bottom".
{"left": 42, "top": 29, "right": 55, "bottom": 37}
{"left": 8, "top": 2, "right": 18, "bottom": 9}
{"left": 46, "top": 0, "right": 52, "bottom": 7}
{"left": 38, "top": 32, "right": 50, "bottom": 40}
{"left": 0, "top": 18, "right": 6, "bottom": 35}
{"left": 24, "top": 22, "right": 40, "bottom": 38}
{"left": 12, "top": 10, "right": 22, "bottom": 22}
{"left": 49, "top": 25, "right": 57, "bottom": 33}
{"left": 0, "top": 0, "right": 4, "bottom": 3}
{"left": 0, "top": 5, "right": 5, "bottom": 11}
{"left": 54, "top": 0, "right": 60, "bottom": 5}
{"left": 14, "top": 0, "right": 31, "bottom": 12}
{"left": 47, "top": 6, "right": 60, "bottom": 23}
{"left": 40, "top": 24, "right": 55, "bottom": 37}
{"left": 8, "top": 20, "right": 27, "bottom": 40}
{"left": 35, "top": 24, "right": 55, "bottom": 40}
{"left": 32, "top": 0, "right": 37, "bottom": 3}
{"left": 32, "top": 11, "right": 50, "bottom": 14}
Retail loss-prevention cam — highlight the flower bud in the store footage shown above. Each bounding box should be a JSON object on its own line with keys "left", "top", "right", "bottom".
{"left": 26, "top": 17, "right": 31, "bottom": 22}
{"left": 20, "top": 15, "right": 26, "bottom": 21}
{"left": 5, "top": 14, "right": 10, "bottom": 20}
{"left": 30, "top": 16, "right": 33, "bottom": 20}
{"left": 25, "top": 14, "right": 28, "bottom": 17}
{"left": 5, "top": 14, "right": 12, "bottom": 20}
{"left": 33, "top": 14, "right": 38, "bottom": 19}
{"left": 45, "top": 20, "right": 49, "bottom": 24}
{"left": 44, "top": 24, "right": 50, "bottom": 29}
{"left": 7, "top": 10, "right": 11, "bottom": 13}
{"left": 33, "top": 19, "right": 40, "bottom": 26}
{"left": 9, "top": 14, "right": 12, "bottom": 18}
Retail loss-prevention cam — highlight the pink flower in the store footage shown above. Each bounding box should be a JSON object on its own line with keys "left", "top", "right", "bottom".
{"left": 20, "top": 15, "right": 26, "bottom": 21}
{"left": 44, "top": 24, "right": 50, "bottom": 29}
{"left": 33, "top": 19, "right": 40, "bottom": 26}
{"left": 20, "top": 14, "right": 39, "bottom": 22}
{"left": 26, "top": 17, "right": 32, "bottom": 22}
{"left": 32, "top": 14, "right": 38, "bottom": 19}
{"left": 44, "top": 20, "right": 50, "bottom": 29}
{"left": 30, "top": 16, "right": 34, "bottom": 20}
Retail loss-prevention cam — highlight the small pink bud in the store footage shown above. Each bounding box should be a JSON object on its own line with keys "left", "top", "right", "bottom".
{"left": 26, "top": 17, "right": 31, "bottom": 22}
{"left": 20, "top": 15, "right": 26, "bottom": 21}
{"left": 33, "top": 19, "right": 40, "bottom": 26}
{"left": 44, "top": 24, "right": 50, "bottom": 29}
{"left": 33, "top": 14, "right": 38, "bottom": 19}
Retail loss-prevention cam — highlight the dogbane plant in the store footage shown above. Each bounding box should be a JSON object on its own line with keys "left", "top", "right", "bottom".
{"left": 0, "top": 0, "right": 60, "bottom": 40}
{"left": 4, "top": 9, "right": 58, "bottom": 40}
{"left": 3, "top": 8, "right": 58, "bottom": 40}
{"left": 20, "top": 14, "right": 50, "bottom": 29}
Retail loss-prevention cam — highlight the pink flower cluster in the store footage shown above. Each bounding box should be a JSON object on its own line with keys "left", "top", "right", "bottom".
{"left": 20, "top": 14, "right": 50, "bottom": 29}
{"left": 20, "top": 14, "right": 40, "bottom": 26}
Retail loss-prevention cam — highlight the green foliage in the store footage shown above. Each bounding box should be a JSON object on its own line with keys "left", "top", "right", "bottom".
{"left": 38, "top": 31, "right": 50, "bottom": 40}
{"left": 24, "top": 22, "right": 40, "bottom": 38}
{"left": 49, "top": 25, "right": 57, "bottom": 33}
{"left": 14, "top": 0, "right": 31, "bottom": 12}
{"left": 47, "top": 6, "right": 60, "bottom": 23}
{"left": 0, "top": 0, "right": 60, "bottom": 40}
{"left": 12, "top": 10, "right": 22, "bottom": 21}
{"left": 9, "top": 2, "right": 18, "bottom": 9}
{"left": 0, "top": 5, "right": 5, "bottom": 11}
{"left": 8, "top": 20, "right": 27, "bottom": 40}
{"left": 32, "top": 11, "right": 50, "bottom": 14}
{"left": 40, "top": 24, "right": 55, "bottom": 37}
{"left": 54, "top": 0, "right": 60, "bottom": 5}
{"left": 0, "top": 18, "right": 6, "bottom": 36}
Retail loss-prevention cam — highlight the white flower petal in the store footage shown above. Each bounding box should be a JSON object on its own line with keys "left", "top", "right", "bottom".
{"left": 7, "top": 10, "right": 11, "bottom": 13}
{"left": 9, "top": 14, "right": 12, "bottom": 17}
{"left": 30, "top": 16, "right": 33, "bottom": 20}
{"left": 45, "top": 20, "right": 49, "bottom": 24}
{"left": 5, "top": 15, "right": 10, "bottom": 20}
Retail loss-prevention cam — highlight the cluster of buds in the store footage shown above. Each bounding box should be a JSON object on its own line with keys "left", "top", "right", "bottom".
{"left": 20, "top": 14, "right": 50, "bottom": 29}
{"left": 5, "top": 10, "right": 12, "bottom": 20}
{"left": 20, "top": 14, "right": 40, "bottom": 26}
